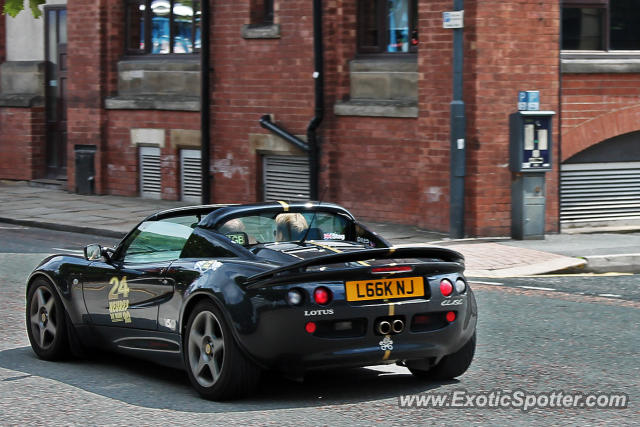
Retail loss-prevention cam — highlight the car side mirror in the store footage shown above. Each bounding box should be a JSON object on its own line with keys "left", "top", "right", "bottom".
{"left": 84, "top": 244, "right": 113, "bottom": 262}
{"left": 84, "top": 244, "right": 102, "bottom": 261}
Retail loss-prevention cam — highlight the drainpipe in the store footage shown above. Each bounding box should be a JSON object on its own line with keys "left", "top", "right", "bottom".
{"left": 306, "top": 0, "right": 324, "bottom": 201}
{"left": 259, "top": 116, "right": 309, "bottom": 152}
{"left": 200, "top": 0, "right": 211, "bottom": 204}
{"left": 449, "top": 0, "right": 466, "bottom": 238}
{"left": 258, "top": 0, "right": 324, "bottom": 201}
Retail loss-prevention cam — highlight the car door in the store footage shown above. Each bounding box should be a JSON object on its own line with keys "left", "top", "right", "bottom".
{"left": 82, "top": 220, "right": 194, "bottom": 330}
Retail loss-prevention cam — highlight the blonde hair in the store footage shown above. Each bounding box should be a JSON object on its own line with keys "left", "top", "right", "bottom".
{"left": 275, "top": 213, "right": 308, "bottom": 241}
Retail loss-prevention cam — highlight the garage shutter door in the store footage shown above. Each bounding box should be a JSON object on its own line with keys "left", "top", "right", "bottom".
{"left": 263, "top": 155, "right": 310, "bottom": 202}
{"left": 180, "top": 149, "right": 202, "bottom": 203}
{"left": 139, "top": 146, "right": 161, "bottom": 199}
{"left": 561, "top": 162, "right": 640, "bottom": 225}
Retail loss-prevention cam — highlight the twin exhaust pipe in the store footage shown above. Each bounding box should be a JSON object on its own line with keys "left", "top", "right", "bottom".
{"left": 376, "top": 318, "right": 404, "bottom": 335}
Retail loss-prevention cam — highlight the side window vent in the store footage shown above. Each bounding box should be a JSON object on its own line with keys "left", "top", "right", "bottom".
{"left": 139, "top": 146, "right": 161, "bottom": 199}
{"left": 181, "top": 149, "right": 202, "bottom": 203}
{"left": 263, "top": 155, "right": 310, "bottom": 202}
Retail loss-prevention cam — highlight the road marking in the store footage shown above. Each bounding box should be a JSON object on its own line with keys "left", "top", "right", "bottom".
{"left": 0, "top": 226, "right": 27, "bottom": 230}
{"left": 598, "top": 293, "right": 622, "bottom": 298}
{"left": 515, "top": 273, "right": 633, "bottom": 278}
{"left": 470, "top": 281, "right": 504, "bottom": 286}
{"left": 518, "top": 286, "right": 556, "bottom": 291}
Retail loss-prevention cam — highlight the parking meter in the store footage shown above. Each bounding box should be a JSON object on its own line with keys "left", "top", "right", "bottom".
{"left": 509, "top": 111, "right": 555, "bottom": 240}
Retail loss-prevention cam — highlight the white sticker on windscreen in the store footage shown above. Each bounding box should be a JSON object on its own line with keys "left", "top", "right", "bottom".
{"left": 323, "top": 233, "right": 345, "bottom": 240}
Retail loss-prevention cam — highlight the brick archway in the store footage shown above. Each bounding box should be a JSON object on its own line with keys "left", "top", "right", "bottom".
{"left": 562, "top": 105, "right": 640, "bottom": 162}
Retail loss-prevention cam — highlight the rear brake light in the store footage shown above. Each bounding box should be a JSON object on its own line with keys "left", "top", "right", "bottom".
{"left": 313, "top": 286, "right": 332, "bottom": 305}
{"left": 446, "top": 311, "right": 456, "bottom": 322}
{"left": 371, "top": 266, "right": 413, "bottom": 274}
{"left": 305, "top": 321, "right": 316, "bottom": 334}
{"left": 440, "top": 279, "right": 453, "bottom": 296}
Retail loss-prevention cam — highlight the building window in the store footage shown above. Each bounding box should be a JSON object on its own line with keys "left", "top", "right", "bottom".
{"left": 562, "top": 0, "right": 640, "bottom": 50}
{"left": 250, "top": 0, "right": 274, "bottom": 26}
{"left": 125, "top": 0, "right": 201, "bottom": 55}
{"left": 358, "top": 0, "right": 418, "bottom": 54}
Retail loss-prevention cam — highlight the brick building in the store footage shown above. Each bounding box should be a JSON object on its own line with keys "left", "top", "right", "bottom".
{"left": 0, "top": 0, "right": 638, "bottom": 236}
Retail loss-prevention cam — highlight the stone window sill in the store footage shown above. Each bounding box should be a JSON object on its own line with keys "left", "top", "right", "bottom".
{"left": 104, "top": 95, "right": 200, "bottom": 111}
{"left": 561, "top": 52, "right": 640, "bottom": 73}
{"left": 334, "top": 100, "right": 418, "bottom": 118}
{"left": 242, "top": 24, "right": 280, "bottom": 39}
{"left": 0, "top": 94, "right": 44, "bottom": 108}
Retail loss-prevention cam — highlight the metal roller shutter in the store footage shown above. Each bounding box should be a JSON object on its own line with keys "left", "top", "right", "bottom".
{"left": 139, "top": 146, "right": 161, "bottom": 199}
{"left": 560, "top": 162, "right": 640, "bottom": 225}
{"left": 180, "top": 149, "right": 202, "bottom": 203}
{"left": 263, "top": 155, "right": 310, "bottom": 202}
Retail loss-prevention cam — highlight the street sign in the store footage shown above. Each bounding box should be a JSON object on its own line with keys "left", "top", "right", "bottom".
{"left": 443, "top": 11, "right": 464, "bottom": 29}
{"left": 518, "top": 90, "right": 540, "bottom": 111}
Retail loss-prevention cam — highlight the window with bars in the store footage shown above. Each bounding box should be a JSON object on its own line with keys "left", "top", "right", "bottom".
{"left": 139, "top": 146, "right": 162, "bottom": 199}
{"left": 263, "top": 155, "right": 310, "bottom": 202}
{"left": 125, "top": 0, "right": 201, "bottom": 55}
{"left": 358, "top": 0, "right": 418, "bottom": 54}
{"left": 180, "top": 149, "right": 202, "bottom": 203}
{"left": 562, "top": 0, "right": 640, "bottom": 51}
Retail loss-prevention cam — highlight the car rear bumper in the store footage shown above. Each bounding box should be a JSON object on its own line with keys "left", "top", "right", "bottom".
{"left": 237, "top": 284, "right": 478, "bottom": 374}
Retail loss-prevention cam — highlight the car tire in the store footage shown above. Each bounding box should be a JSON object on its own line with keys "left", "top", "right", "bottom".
{"left": 183, "top": 300, "right": 261, "bottom": 400}
{"left": 409, "top": 332, "right": 476, "bottom": 380}
{"left": 26, "top": 277, "right": 70, "bottom": 360}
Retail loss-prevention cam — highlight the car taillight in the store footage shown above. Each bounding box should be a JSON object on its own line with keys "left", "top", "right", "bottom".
{"left": 455, "top": 279, "right": 467, "bottom": 293}
{"left": 313, "top": 286, "right": 332, "bottom": 305}
{"left": 305, "top": 321, "right": 316, "bottom": 334}
{"left": 440, "top": 279, "right": 453, "bottom": 297}
{"left": 446, "top": 311, "right": 456, "bottom": 322}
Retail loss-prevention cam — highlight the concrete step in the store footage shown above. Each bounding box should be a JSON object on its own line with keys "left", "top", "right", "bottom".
{"left": 28, "top": 179, "right": 67, "bottom": 191}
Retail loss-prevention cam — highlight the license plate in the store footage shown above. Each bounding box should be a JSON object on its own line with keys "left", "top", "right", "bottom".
{"left": 344, "top": 277, "right": 425, "bottom": 302}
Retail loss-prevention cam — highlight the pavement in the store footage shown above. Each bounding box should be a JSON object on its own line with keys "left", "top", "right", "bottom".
{"left": 1, "top": 179, "right": 639, "bottom": 277}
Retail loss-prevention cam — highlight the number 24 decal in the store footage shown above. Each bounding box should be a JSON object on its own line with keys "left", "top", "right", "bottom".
{"left": 109, "top": 276, "right": 130, "bottom": 300}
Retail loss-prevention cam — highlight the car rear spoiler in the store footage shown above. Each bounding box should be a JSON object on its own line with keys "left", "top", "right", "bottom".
{"left": 244, "top": 246, "right": 465, "bottom": 289}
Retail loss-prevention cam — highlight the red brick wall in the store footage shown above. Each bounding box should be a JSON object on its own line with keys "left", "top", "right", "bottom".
{"left": 66, "top": 0, "right": 109, "bottom": 193}
{"left": 561, "top": 73, "right": 640, "bottom": 161}
{"left": 464, "top": 0, "right": 561, "bottom": 235}
{"left": 0, "top": 107, "right": 46, "bottom": 180}
{"left": 105, "top": 110, "right": 200, "bottom": 199}
{"left": 413, "top": 0, "right": 457, "bottom": 231}
{"left": 314, "top": 0, "right": 454, "bottom": 231}
{"left": 209, "top": 0, "right": 316, "bottom": 204}
{"left": 55, "top": 0, "right": 568, "bottom": 236}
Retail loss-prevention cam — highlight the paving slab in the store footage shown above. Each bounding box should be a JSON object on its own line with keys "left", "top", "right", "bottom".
{"left": 1, "top": 180, "right": 638, "bottom": 276}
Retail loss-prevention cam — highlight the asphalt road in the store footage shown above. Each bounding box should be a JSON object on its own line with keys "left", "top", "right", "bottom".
{"left": 0, "top": 226, "right": 637, "bottom": 425}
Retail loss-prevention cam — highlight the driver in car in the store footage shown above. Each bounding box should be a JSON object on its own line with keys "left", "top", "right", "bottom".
{"left": 274, "top": 213, "right": 308, "bottom": 241}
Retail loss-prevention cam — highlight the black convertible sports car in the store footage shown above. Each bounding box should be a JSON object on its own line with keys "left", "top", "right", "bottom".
{"left": 26, "top": 201, "right": 477, "bottom": 400}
